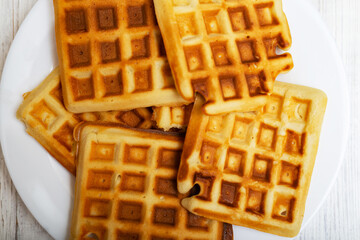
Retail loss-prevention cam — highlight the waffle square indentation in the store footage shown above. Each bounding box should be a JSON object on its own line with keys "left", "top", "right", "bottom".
{"left": 124, "top": 145, "right": 150, "bottom": 165}
{"left": 206, "top": 115, "right": 223, "bottom": 133}
{"left": 191, "top": 78, "right": 209, "bottom": 98}
{"left": 284, "top": 130, "right": 305, "bottom": 155}
{"left": 245, "top": 72, "right": 267, "bottom": 97}
{"left": 117, "top": 201, "right": 143, "bottom": 222}
{"left": 220, "top": 76, "right": 238, "bottom": 100}
{"left": 203, "top": 10, "right": 220, "bottom": 34}
{"left": 102, "top": 72, "right": 123, "bottom": 97}
{"left": 272, "top": 195, "right": 295, "bottom": 222}
{"left": 153, "top": 207, "right": 176, "bottom": 226}
{"left": 127, "top": 5, "right": 147, "bottom": 28}
{"left": 53, "top": 122, "right": 74, "bottom": 152}
{"left": 219, "top": 181, "right": 240, "bottom": 207}
{"left": 30, "top": 100, "right": 57, "bottom": 129}
{"left": 157, "top": 148, "right": 182, "bottom": 169}
{"left": 186, "top": 212, "right": 209, "bottom": 231}
{"left": 116, "top": 231, "right": 139, "bottom": 240}
{"left": 131, "top": 36, "right": 150, "bottom": 59}
{"left": 134, "top": 68, "right": 152, "bottom": 92}
{"left": 117, "top": 111, "right": 143, "bottom": 127}
{"left": 263, "top": 36, "right": 282, "bottom": 59}
{"left": 246, "top": 188, "right": 266, "bottom": 215}
{"left": 251, "top": 155, "right": 273, "bottom": 182}
{"left": 50, "top": 84, "right": 62, "bottom": 103}
{"left": 84, "top": 198, "right": 111, "bottom": 218}
{"left": 65, "top": 9, "right": 87, "bottom": 34}
{"left": 231, "top": 118, "right": 253, "bottom": 142}
{"left": 87, "top": 170, "right": 113, "bottom": 190}
{"left": 224, "top": 148, "right": 245, "bottom": 176}
{"left": 228, "top": 7, "right": 250, "bottom": 31}
{"left": 70, "top": 76, "right": 94, "bottom": 101}
{"left": 194, "top": 173, "right": 214, "bottom": 201}
{"left": 184, "top": 46, "right": 204, "bottom": 72}
{"left": 255, "top": 3, "right": 278, "bottom": 27}
{"left": 155, "top": 177, "right": 177, "bottom": 196}
{"left": 237, "top": 40, "right": 259, "bottom": 63}
{"left": 200, "top": 141, "right": 219, "bottom": 166}
{"left": 176, "top": 13, "right": 198, "bottom": 38}
{"left": 264, "top": 94, "right": 283, "bottom": 119}
{"left": 121, "top": 172, "right": 146, "bottom": 192}
{"left": 81, "top": 226, "right": 107, "bottom": 240}
{"left": 257, "top": 123, "right": 277, "bottom": 150}
{"left": 279, "top": 161, "right": 300, "bottom": 188}
{"left": 68, "top": 43, "right": 91, "bottom": 68}
{"left": 288, "top": 97, "right": 311, "bottom": 122}
{"left": 210, "top": 42, "right": 231, "bottom": 66}
{"left": 100, "top": 40, "right": 120, "bottom": 63}
{"left": 97, "top": 7, "right": 117, "bottom": 30}
{"left": 162, "top": 64, "right": 174, "bottom": 88}
{"left": 90, "top": 142, "right": 115, "bottom": 161}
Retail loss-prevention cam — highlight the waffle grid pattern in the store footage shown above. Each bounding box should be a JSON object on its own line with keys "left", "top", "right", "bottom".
{"left": 17, "top": 68, "right": 153, "bottom": 174}
{"left": 55, "top": 0, "right": 185, "bottom": 112}
{"left": 155, "top": 0, "right": 292, "bottom": 114}
{"left": 72, "top": 125, "right": 227, "bottom": 240}
{"left": 178, "top": 82, "right": 327, "bottom": 236}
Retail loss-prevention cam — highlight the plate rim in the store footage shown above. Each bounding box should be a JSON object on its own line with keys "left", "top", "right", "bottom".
{"left": 0, "top": 0, "right": 351, "bottom": 239}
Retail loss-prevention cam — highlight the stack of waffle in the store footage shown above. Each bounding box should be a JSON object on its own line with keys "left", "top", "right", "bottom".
{"left": 16, "top": 0, "right": 327, "bottom": 238}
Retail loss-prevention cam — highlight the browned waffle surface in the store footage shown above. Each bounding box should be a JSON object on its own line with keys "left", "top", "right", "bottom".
{"left": 71, "top": 122, "right": 233, "bottom": 240}
{"left": 16, "top": 68, "right": 154, "bottom": 175}
{"left": 177, "top": 82, "right": 327, "bottom": 237}
{"left": 54, "top": 0, "right": 188, "bottom": 113}
{"left": 152, "top": 104, "right": 193, "bottom": 131}
{"left": 154, "top": 0, "right": 293, "bottom": 115}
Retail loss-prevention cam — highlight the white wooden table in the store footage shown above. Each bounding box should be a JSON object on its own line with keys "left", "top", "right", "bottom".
{"left": 0, "top": 0, "right": 359, "bottom": 239}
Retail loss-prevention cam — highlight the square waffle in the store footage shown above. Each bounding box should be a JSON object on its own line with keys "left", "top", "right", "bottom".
{"left": 54, "top": 0, "right": 188, "bottom": 113}
{"left": 177, "top": 82, "right": 327, "bottom": 237}
{"left": 154, "top": 0, "right": 293, "bottom": 115}
{"left": 71, "top": 122, "right": 233, "bottom": 240}
{"left": 17, "top": 68, "right": 154, "bottom": 175}
{"left": 152, "top": 104, "right": 193, "bottom": 131}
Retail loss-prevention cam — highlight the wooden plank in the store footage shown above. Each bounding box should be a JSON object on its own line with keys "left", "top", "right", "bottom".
{"left": 0, "top": 150, "right": 17, "bottom": 240}
{"left": 0, "top": 0, "right": 18, "bottom": 238}
{"left": 16, "top": 197, "right": 52, "bottom": 239}
{"left": 0, "top": 0, "right": 52, "bottom": 239}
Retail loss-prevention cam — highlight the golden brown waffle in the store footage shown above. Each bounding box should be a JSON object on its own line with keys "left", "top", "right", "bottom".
{"left": 16, "top": 68, "right": 154, "bottom": 175}
{"left": 154, "top": 0, "right": 293, "bottom": 115}
{"left": 71, "top": 122, "right": 233, "bottom": 240}
{"left": 177, "top": 82, "right": 327, "bottom": 237}
{"left": 54, "top": 0, "right": 188, "bottom": 113}
{"left": 152, "top": 104, "right": 193, "bottom": 131}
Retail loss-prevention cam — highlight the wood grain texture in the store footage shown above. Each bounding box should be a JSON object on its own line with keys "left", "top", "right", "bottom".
{"left": 0, "top": 0, "right": 359, "bottom": 239}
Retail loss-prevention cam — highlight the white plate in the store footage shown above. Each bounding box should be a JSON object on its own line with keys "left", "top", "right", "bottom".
{"left": 0, "top": 0, "right": 350, "bottom": 239}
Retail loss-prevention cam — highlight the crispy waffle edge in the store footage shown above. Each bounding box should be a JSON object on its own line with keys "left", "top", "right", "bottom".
{"left": 16, "top": 67, "right": 76, "bottom": 174}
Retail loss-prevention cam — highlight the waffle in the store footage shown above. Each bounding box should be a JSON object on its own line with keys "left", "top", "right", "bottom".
{"left": 71, "top": 122, "right": 233, "bottom": 240}
{"left": 54, "top": 0, "right": 188, "bottom": 113}
{"left": 177, "top": 82, "right": 327, "bottom": 237}
{"left": 152, "top": 104, "right": 193, "bottom": 131}
{"left": 16, "top": 68, "right": 154, "bottom": 175}
{"left": 154, "top": 0, "right": 293, "bottom": 115}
